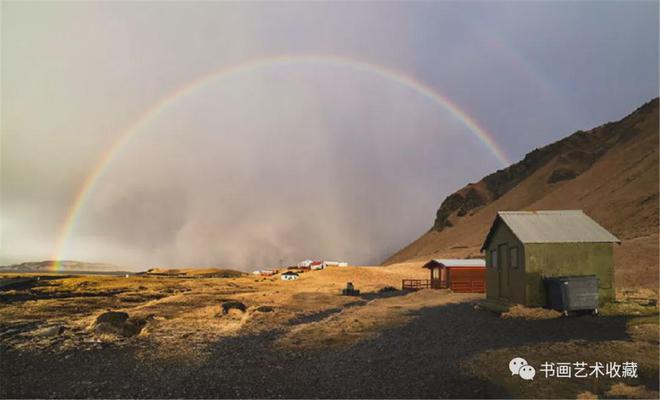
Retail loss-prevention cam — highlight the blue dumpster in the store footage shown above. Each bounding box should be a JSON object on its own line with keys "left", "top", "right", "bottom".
{"left": 544, "top": 275, "right": 599, "bottom": 314}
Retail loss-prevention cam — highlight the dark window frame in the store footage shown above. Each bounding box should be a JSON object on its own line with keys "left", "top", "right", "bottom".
{"left": 509, "top": 246, "right": 519, "bottom": 269}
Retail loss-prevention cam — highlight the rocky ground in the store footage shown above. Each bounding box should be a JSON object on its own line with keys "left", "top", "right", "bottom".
{"left": 0, "top": 266, "right": 658, "bottom": 398}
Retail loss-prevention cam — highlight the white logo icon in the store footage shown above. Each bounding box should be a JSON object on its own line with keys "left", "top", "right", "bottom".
{"left": 509, "top": 357, "right": 528, "bottom": 375}
{"left": 509, "top": 357, "right": 535, "bottom": 380}
{"left": 519, "top": 365, "right": 536, "bottom": 380}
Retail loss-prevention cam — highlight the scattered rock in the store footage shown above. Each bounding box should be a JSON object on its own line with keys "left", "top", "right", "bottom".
{"left": 255, "top": 306, "right": 274, "bottom": 313}
{"left": 93, "top": 311, "right": 143, "bottom": 337}
{"left": 36, "top": 325, "right": 65, "bottom": 337}
{"left": 96, "top": 311, "right": 129, "bottom": 325}
{"left": 0, "top": 328, "right": 19, "bottom": 338}
{"left": 221, "top": 301, "right": 246, "bottom": 314}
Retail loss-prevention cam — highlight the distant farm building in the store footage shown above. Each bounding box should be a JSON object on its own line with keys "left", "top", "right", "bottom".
{"left": 402, "top": 259, "right": 485, "bottom": 292}
{"left": 423, "top": 259, "right": 486, "bottom": 292}
{"left": 253, "top": 269, "right": 276, "bottom": 276}
{"left": 481, "top": 210, "right": 620, "bottom": 306}
{"left": 324, "top": 261, "right": 348, "bottom": 267}
{"left": 281, "top": 271, "right": 299, "bottom": 281}
{"left": 297, "top": 260, "right": 348, "bottom": 269}
{"left": 310, "top": 261, "right": 325, "bottom": 270}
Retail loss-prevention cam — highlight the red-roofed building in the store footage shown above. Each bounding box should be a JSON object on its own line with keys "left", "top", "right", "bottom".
{"left": 310, "top": 261, "right": 325, "bottom": 270}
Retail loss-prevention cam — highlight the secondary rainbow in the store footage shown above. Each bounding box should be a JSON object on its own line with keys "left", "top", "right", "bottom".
{"left": 50, "top": 54, "right": 511, "bottom": 270}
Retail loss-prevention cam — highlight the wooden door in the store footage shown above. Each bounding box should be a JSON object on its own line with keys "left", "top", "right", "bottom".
{"left": 498, "top": 243, "right": 510, "bottom": 299}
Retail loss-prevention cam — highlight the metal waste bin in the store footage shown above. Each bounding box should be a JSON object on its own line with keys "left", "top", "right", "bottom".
{"left": 544, "top": 275, "right": 599, "bottom": 314}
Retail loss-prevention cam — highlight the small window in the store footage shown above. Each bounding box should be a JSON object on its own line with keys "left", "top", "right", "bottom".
{"left": 490, "top": 249, "right": 497, "bottom": 268}
{"left": 509, "top": 247, "right": 519, "bottom": 269}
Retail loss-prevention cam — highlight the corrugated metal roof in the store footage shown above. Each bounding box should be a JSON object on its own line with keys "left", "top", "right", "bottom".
{"left": 482, "top": 210, "right": 620, "bottom": 250}
{"left": 423, "top": 259, "right": 486, "bottom": 268}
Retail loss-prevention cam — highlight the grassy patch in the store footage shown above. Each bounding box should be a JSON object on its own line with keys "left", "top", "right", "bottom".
{"left": 627, "top": 314, "right": 659, "bottom": 327}
{"left": 600, "top": 301, "right": 658, "bottom": 317}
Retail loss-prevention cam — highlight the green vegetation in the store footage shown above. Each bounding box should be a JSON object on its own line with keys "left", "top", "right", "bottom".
{"left": 627, "top": 314, "right": 659, "bottom": 327}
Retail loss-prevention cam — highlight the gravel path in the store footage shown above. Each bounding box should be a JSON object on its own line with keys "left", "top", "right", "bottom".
{"left": 0, "top": 301, "right": 633, "bottom": 398}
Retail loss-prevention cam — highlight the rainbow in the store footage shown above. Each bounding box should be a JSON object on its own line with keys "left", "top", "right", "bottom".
{"left": 50, "top": 54, "right": 511, "bottom": 270}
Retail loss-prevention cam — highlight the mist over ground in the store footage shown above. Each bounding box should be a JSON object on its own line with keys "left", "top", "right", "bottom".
{"left": 2, "top": 2, "right": 657, "bottom": 270}
{"left": 67, "top": 67, "right": 500, "bottom": 268}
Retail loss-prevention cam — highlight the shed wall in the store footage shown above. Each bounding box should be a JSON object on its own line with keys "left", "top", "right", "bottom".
{"left": 524, "top": 242, "right": 615, "bottom": 306}
{"left": 484, "top": 221, "right": 526, "bottom": 303}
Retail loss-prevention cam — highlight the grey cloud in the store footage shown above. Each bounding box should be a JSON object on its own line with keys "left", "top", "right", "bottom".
{"left": 2, "top": 1, "right": 657, "bottom": 269}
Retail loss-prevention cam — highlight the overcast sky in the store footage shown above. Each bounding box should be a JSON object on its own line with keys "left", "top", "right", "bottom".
{"left": 2, "top": 1, "right": 658, "bottom": 269}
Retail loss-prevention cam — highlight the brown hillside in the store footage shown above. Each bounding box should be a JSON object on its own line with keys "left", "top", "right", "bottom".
{"left": 384, "top": 98, "right": 659, "bottom": 289}
{"left": 144, "top": 267, "right": 245, "bottom": 277}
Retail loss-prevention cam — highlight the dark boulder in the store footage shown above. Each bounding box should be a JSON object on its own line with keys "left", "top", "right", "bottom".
{"left": 221, "top": 301, "right": 246, "bottom": 314}
{"left": 95, "top": 311, "right": 129, "bottom": 325}
{"left": 93, "top": 311, "right": 142, "bottom": 337}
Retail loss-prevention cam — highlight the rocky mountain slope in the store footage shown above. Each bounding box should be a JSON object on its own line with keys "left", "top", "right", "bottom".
{"left": 384, "top": 98, "right": 659, "bottom": 288}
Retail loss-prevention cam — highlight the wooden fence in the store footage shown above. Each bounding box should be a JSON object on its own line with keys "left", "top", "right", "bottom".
{"left": 402, "top": 279, "right": 447, "bottom": 290}
{"left": 450, "top": 280, "right": 485, "bottom": 293}
{"left": 401, "top": 279, "right": 430, "bottom": 290}
{"left": 401, "top": 279, "right": 484, "bottom": 293}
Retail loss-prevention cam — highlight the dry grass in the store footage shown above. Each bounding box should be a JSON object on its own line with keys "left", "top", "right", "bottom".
{"left": 1, "top": 266, "right": 658, "bottom": 398}
{"left": 501, "top": 304, "right": 563, "bottom": 320}
{"left": 1, "top": 267, "right": 419, "bottom": 355}
{"left": 606, "top": 382, "right": 659, "bottom": 399}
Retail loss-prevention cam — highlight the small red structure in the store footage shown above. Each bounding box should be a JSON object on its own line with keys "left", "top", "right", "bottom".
{"left": 426, "top": 259, "right": 485, "bottom": 292}
{"left": 309, "top": 261, "right": 325, "bottom": 270}
{"left": 402, "top": 259, "right": 486, "bottom": 293}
